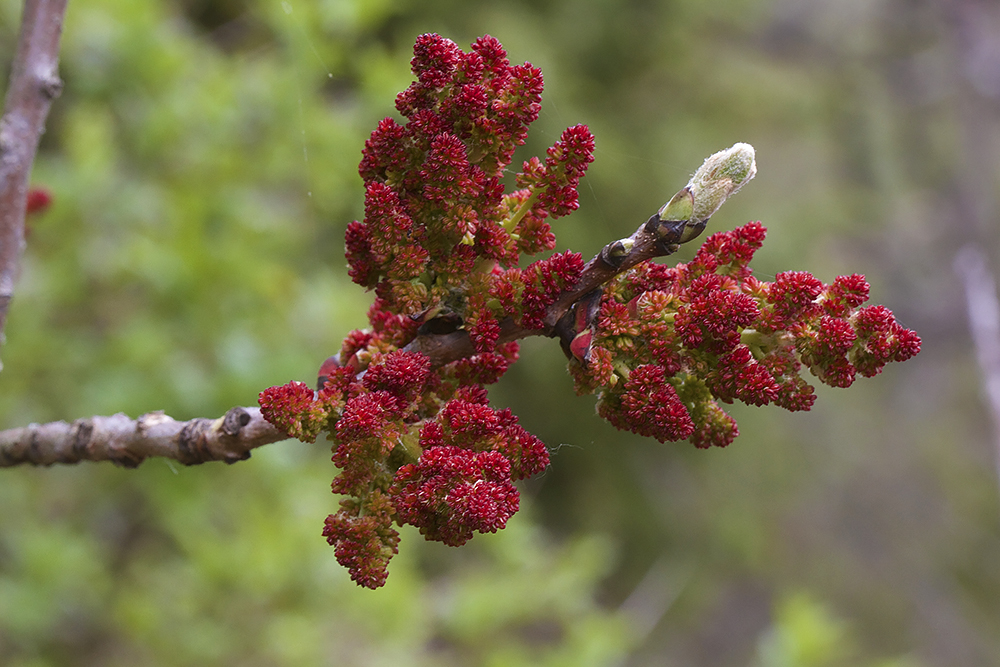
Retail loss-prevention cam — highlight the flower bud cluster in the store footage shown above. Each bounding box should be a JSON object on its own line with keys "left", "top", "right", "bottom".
{"left": 570, "top": 222, "right": 922, "bottom": 448}
{"left": 259, "top": 34, "right": 597, "bottom": 588}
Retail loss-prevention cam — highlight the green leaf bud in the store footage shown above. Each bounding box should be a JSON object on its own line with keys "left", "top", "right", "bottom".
{"left": 686, "top": 142, "right": 756, "bottom": 223}
{"left": 651, "top": 143, "right": 756, "bottom": 248}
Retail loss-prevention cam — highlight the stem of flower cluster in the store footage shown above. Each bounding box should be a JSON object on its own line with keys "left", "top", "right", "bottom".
{"left": 503, "top": 188, "right": 541, "bottom": 232}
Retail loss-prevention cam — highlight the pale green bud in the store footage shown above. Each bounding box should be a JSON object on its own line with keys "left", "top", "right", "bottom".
{"left": 646, "top": 143, "right": 757, "bottom": 248}
{"left": 651, "top": 143, "right": 756, "bottom": 247}
{"left": 685, "top": 142, "right": 756, "bottom": 223}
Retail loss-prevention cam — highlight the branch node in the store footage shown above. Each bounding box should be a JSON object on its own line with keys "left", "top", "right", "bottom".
{"left": 40, "top": 75, "right": 63, "bottom": 99}
{"left": 222, "top": 407, "right": 252, "bottom": 436}
{"left": 71, "top": 418, "right": 93, "bottom": 462}
{"left": 136, "top": 410, "right": 168, "bottom": 434}
{"left": 28, "top": 425, "right": 42, "bottom": 464}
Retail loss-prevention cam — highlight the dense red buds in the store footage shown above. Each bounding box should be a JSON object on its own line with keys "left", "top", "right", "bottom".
{"left": 393, "top": 446, "right": 520, "bottom": 547}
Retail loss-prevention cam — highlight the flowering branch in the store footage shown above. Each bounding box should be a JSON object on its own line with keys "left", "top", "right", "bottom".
{"left": 255, "top": 34, "right": 920, "bottom": 589}
{"left": 0, "top": 0, "right": 67, "bottom": 350}
{"left": 0, "top": 407, "right": 285, "bottom": 468}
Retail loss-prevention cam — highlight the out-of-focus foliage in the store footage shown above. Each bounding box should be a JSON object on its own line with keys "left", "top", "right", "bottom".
{"left": 0, "top": 446, "right": 629, "bottom": 665}
{"left": 0, "top": 0, "right": 995, "bottom": 664}
{"left": 752, "top": 592, "right": 923, "bottom": 667}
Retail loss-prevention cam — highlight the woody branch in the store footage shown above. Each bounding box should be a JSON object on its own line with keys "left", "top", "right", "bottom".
{"left": 0, "top": 0, "right": 68, "bottom": 347}
{"left": 405, "top": 141, "right": 758, "bottom": 369}
{"left": 0, "top": 407, "right": 285, "bottom": 468}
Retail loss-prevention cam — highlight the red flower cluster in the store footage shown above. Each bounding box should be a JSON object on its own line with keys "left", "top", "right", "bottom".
{"left": 390, "top": 393, "right": 547, "bottom": 547}
{"left": 393, "top": 447, "right": 520, "bottom": 547}
{"left": 321, "top": 491, "right": 400, "bottom": 589}
{"left": 259, "top": 380, "right": 344, "bottom": 443}
{"left": 599, "top": 364, "right": 695, "bottom": 442}
{"left": 572, "top": 222, "right": 921, "bottom": 447}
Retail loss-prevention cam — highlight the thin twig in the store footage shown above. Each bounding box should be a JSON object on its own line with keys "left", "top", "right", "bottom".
{"left": 0, "top": 0, "right": 68, "bottom": 351}
{"left": 405, "top": 214, "right": 689, "bottom": 368}
{"left": 0, "top": 407, "right": 288, "bottom": 468}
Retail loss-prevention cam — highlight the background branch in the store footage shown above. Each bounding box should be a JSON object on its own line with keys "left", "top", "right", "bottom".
{"left": 0, "top": 0, "right": 68, "bottom": 350}
{"left": 955, "top": 245, "right": 1000, "bottom": 494}
{"left": 0, "top": 406, "right": 287, "bottom": 468}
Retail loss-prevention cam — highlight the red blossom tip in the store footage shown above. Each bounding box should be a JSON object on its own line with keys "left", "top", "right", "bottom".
{"left": 599, "top": 365, "right": 695, "bottom": 443}
{"left": 691, "top": 222, "right": 766, "bottom": 277}
{"left": 334, "top": 390, "right": 399, "bottom": 444}
{"left": 392, "top": 446, "right": 520, "bottom": 546}
{"left": 768, "top": 271, "right": 823, "bottom": 320}
{"left": 322, "top": 492, "right": 400, "bottom": 589}
{"left": 690, "top": 402, "right": 739, "bottom": 449}
{"left": 410, "top": 33, "right": 462, "bottom": 89}
{"left": 362, "top": 350, "right": 432, "bottom": 404}
{"left": 822, "top": 273, "right": 870, "bottom": 316}
{"left": 259, "top": 381, "right": 328, "bottom": 443}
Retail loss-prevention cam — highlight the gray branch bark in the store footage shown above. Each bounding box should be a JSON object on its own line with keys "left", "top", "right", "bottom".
{"left": 0, "top": 407, "right": 287, "bottom": 468}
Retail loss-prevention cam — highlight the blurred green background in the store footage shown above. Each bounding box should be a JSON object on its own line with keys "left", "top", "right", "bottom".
{"left": 0, "top": 0, "right": 992, "bottom": 665}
